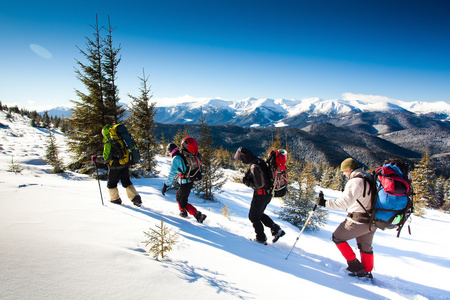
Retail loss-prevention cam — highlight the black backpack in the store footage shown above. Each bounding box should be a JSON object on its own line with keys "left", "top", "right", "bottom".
{"left": 109, "top": 124, "right": 140, "bottom": 165}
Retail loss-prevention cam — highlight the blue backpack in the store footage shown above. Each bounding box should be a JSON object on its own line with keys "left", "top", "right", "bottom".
{"left": 356, "top": 159, "right": 414, "bottom": 237}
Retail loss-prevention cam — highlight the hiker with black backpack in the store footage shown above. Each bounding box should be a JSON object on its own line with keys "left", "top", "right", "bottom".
{"left": 91, "top": 124, "right": 142, "bottom": 207}
{"left": 234, "top": 147, "right": 285, "bottom": 245}
{"left": 161, "top": 139, "right": 207, "bottom": 223}
{"left": 316, "top": 158, "right": 374, "bottom": 278}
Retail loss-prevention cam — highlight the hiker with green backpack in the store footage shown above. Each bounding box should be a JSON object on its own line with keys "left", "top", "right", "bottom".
{"left": 91, "top": 124, "right": 142, "bottom": 207}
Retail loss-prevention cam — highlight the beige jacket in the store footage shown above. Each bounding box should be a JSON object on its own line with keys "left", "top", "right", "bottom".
{"left": 326, "top": 168, "right": 372, "bottom": 222}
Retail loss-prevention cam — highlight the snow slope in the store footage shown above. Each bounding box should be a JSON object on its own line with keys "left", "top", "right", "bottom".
{"left": 1, "top": 111, "right": 449, "bottom": 300}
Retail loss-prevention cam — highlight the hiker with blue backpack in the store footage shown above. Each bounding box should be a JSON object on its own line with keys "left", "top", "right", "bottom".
{"left": 316, "top": 158, "right": 375, "bottom": 278}
{"left": 317, "top": 157, "right": 413, "bottom": 279}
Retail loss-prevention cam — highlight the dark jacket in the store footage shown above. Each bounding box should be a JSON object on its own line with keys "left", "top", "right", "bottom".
{"left": 235, "top": 147, "right": 269, "bottom": 190}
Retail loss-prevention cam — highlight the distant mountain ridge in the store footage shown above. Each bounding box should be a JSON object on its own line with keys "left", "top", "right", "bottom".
{"left": 152, "top": 97, "right": 450, "bottom": 129}
{"left": 42, "top": 97, "right": 450, "bottom": 125}
{"left": 40, "top": 96, "right": 450, "bottom": 176}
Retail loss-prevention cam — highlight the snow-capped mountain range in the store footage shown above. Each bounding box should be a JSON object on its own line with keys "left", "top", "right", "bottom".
{"left": 43, "top": 95, "right": 450, "bottom": 129}
{"left": 153, "top": 96, "right": 450, "bottom": 129}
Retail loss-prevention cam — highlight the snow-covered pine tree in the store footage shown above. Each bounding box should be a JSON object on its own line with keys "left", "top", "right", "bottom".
{"left": 434, "top": 176, "right": 446, "bottom": 209}
{"left": 45, "top": 130, "right": 65, "bottom": 174}
{"left": 278, "top": 158, "right": 327, "bottom": 230}
{"left": 441, "top": 178, "right": 450, "bottom": 212}
{"left": 127, "top": 69, "right": 158, "bottom": 176}
{"left": 411, "top": 152, "right": 436, "bottom": 215}
{"left": 320, "top": 165, "right": 335, "bottom": 188}
{"left": 41, "top": 111, "right": 50, "bottom": 129}
{"left": 331, "top": 166, "right": 347, "bottom": 192}
{"left": 195, "top": 110, "right": 226, "bottom": 201}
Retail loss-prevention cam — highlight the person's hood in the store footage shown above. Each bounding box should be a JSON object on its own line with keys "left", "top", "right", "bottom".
{"left": 234, "top": 147, "right": 257, "bottom": 164}
{"left": 102, "top": 125, "right": 110, "bottom": 143}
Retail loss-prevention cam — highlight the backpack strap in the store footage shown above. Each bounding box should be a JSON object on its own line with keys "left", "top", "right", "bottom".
{"left": 353, "top": 173, "right": 378, "bottom": 231}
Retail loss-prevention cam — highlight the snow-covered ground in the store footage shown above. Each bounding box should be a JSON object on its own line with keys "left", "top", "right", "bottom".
{"left": 1, "top": 111, "right": 449, "bottom": 300}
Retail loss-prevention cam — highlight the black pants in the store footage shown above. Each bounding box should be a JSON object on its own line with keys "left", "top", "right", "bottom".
{"left": 176, "top": 182, "right": 194, "bottom": 210}
{"left": 248, "top": 190, "right": 278, "bottom": 241}
{"left": 107, "top": 166, "right": 132, "bottom": 189}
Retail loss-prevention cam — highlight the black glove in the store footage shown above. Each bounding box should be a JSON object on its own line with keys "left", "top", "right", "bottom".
{"left": 162, "top": 184, "right": 168, "bottom": 196}
{"left": 316, "top": 191, "right": 326, "bottom": 207}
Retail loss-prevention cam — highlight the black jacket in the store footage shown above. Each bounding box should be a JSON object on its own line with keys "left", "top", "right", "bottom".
{"left": 235, "top": 147, "right": 269, "bottom": 190}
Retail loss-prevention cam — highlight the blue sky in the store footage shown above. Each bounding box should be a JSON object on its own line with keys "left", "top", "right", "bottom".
{"left": 1, "top": 0, "right": 450, "bottom": 109}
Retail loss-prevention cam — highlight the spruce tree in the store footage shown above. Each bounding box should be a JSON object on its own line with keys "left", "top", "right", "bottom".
{"left": 68, "top": 15, "right": 123, "bottom": 164}
{"left": 264, "top": 131, "right": 283, "bottom": 158}
{"left": 410, "top": 152, "right": 436, "bottom": 215}
{"left": 320, "top": 165, "right": 334, "bottom": 188}
{"left": 331, "top": 166, "right": 347, "bottom": 192}
{"left": 159, "top": 132, "right": 167, "bottom": 155}
{"left": 441, "top": 178, "right": 450, "bottom": 212}
{"left": 41, "top": 111, "right": 51, "bottom": 129}
{"left": 45, "top": 131, "right": 65, "bottom": 173}
{"left": 278, "top": 158, "right": 327, "bottom": 230}
{"left": 172, "top": 127, "right": 189, "bottom": 149}
{"left": 127, "top": 69, "right": 158, "bottom": 176}
{"left": 434, "top": 176, "right": 446, "bottom": 209}
{"left": 103, "top": 16, "right": 125, "bottom": 124}
{"left": 195, "top": 110, "right": 226, "bottom": 200}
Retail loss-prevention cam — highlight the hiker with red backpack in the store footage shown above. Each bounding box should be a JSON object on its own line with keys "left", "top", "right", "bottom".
{"left": 234, "top": 147, "right": 285, "bottom": 245}
{"left": 161, "top": 138, "right": 207, "bottom": 223}
{"left": 316, "top": 158, "right": 375, "bottom": 278}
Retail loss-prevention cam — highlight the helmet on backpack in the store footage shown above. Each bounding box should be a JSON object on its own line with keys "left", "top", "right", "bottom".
{"left": 275, "top": 149, "right": 287, "bottom": 171}
{"left": 181, "top": 137, "right": 198, "bottom": 155}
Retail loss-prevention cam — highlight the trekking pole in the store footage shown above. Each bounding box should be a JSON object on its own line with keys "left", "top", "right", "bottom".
{"left": 93, "top": 160, "right": 104, "bottom": 206}
{"left": 285, "top": 204, "right": 317, "bottom": 260}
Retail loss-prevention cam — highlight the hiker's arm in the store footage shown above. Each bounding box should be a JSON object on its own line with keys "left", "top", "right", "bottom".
{"left": 326, "top": 179, "right": 361, "bottom": 210}
{"left": 165, "top": 155, "right": 182, "bottom": 186}
{"left": 251, "top": 164, "right": 265, "bottom": 190}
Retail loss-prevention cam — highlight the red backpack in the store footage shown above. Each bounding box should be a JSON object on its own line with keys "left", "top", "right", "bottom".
{"left": 179, "top": 137, "right": 203, "bottom": 181}
{"left": 266, "top": 149, "right": 288, "bottom": 197}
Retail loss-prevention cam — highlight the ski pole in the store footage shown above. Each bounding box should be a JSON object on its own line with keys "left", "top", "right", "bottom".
{"left": 93, "top": 160, "right": 104, "bottom": 206}
{"left": 285, "top": 203, "right": 317, "bottom": 260}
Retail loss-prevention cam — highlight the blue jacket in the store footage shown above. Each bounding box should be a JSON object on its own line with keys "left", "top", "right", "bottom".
{"left": 165, "top": 153, "right": 191, "bottom": 186}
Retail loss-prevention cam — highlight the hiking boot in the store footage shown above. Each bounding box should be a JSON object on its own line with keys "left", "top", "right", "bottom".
{"left": 348, "top": 269, "right": 367, "bottom": 277}
{"left": 132, "top": 195, "right": 142, "bottom": 207}
{"left": 348, "top": 270, "right": 373, "bottom": 278}
{"left": 272, "top": 228, "right": 285, "bottom": 243}
{"left": 179, "top": 210, "right": 188, "bottom": 218}
{"left": 194, "top": 211, "right": 207, "bottom": 223}
{"left": 251, "top": 238, "right": 267, "bottom": 245}
{"left": 110, "top": 198, "right": 122, "bottom": 205}
{"left": 346, "top": 258, "right": 364, "bottom": 273}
